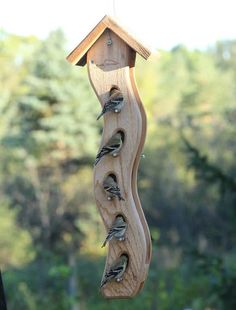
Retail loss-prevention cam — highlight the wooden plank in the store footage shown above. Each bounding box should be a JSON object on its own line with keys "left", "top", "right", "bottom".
{"left": 66, "top": 19, "right": 107, "bottom": 65}
{"left": 87, "top": 30, "right": 151, "bottom": 298}
{"left": 103, "top": 16, "right": 151, "bottom": 60}
{"left": 66, "top": 15, "right": 151, "bottom": 66}
{"left": 129, "top": 54, "right": 152, "bottom": 266}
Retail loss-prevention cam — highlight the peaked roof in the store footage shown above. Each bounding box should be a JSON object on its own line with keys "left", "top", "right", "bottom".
{"left": 66, "top": 15, "right": 151, "bottom": 66}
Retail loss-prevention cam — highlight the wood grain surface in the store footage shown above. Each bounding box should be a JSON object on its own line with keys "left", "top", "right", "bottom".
{"left": 67, "top": 15, "right": 151, "bottom": 66}
{"left": 87, "top": 29, "right": 151, "bottom": 298}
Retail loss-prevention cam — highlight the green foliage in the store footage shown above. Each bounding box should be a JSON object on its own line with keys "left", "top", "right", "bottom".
{"left": 0, "top": 203, "right": 33, "bottom": 268}
{"left": 0, "top": 29, "right": 236, "bottom": 310}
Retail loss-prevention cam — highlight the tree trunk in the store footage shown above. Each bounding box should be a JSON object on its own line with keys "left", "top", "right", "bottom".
{"left": 0, "top": 270, "right": 7, "bottom": 310}
{"left": 68, "top": 248, "right": 80, "bottom": 310}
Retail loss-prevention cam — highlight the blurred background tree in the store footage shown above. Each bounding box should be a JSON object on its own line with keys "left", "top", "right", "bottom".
{"left": 0, "top": 29, "right": 235, "bottom": 310}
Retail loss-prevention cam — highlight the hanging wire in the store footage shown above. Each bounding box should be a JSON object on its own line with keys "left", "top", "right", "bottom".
{"left": 107, "top": 0, "right": 116, "bottom": 45}
{"left": 112, "top": 0, "right": 117, "bottom": 18}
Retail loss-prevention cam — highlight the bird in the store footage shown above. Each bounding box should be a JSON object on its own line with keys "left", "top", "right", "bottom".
{"left": 100, "top": 255, "right": 128, "bottom": 288}
{"left": 97, "top": 87, "right": 124, "bottom": 120}
{"left": 94, "top": 132, "right": 123, "bottom": 166}
{"left": 101, "top": 215, "right": 127, "bottom": 248}
{"left": 103, "top": 175, "right": 125, "bottom": 201}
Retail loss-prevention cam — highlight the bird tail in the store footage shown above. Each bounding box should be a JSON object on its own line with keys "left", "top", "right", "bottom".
{"left": 96, "top": 111, "right": 104, "bottom": 120}
{"left": 94, "top": 156, "right": 101, "bottom": 166}
{"left": 101, "top": 239, "right": 107, "bottom": 248}
{"left": 101, "top": 232, "right": 113, "bottom": 248}
{"left": 94, "top": 150, "right": 103, "bottom": 166}
{"left": 94, "top": 147, "right": 109, "bottom": 166}
{"left": 118, "top": 195, "right": 125, "bottom": 201}
{"left": 100, "top": 278, "right": 107, "bottom": 288}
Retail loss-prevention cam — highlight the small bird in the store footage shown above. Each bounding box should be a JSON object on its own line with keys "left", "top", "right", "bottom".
{"left": 101, "top": 215, "right": 127, "bottom": 248}
{"left": 94, "top": 132, "right": 123, "bottom": 166}
{"left": 103, "top": 175, "right": 125, "bottom": 201}
{"left": 100, "top": 255, "right": 128, "bottom": 288}
{"left": 97, "top": 87, "right": 124, "bottom": 120}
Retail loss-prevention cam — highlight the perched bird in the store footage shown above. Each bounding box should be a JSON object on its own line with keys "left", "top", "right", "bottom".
{"left": 94, "top": 132, "right": 123, "bottom": 166}
{"left": 97, "top": 87, "right": 124, "bottom": 120}
{"left": 100, "top": 255, "right": 128, "bottom": 288}
{"left": 101, "top": 215, "right": 127, "bottom": 248}
{"left": 103, "top": 175, "right": 125, "bottom": 201}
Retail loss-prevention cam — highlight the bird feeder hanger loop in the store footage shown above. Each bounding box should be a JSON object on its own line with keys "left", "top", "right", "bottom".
{"left": 67, "top": 15, "right": 152, "bottom": 299}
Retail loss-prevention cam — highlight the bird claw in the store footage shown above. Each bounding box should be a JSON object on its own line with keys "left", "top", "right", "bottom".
{"left": 107, "top": 196, "right": 112, "bottom": 201}
{"left": 112, "top": 153, "right": 118, "bottom": 157}
{"left": 116, "top": 277, "right": 123, "bottom": 282}
{"left": 114, "top": 109, "right": 119, "bottom": 113}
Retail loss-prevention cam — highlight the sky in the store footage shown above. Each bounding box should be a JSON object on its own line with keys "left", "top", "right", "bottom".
{"left": 1, "top": 0, "right": 236, "bottom": 51}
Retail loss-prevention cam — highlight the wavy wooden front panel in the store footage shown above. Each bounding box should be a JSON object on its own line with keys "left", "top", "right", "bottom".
{"left": 87, "top": 29, "right": 151, "bottom": 298}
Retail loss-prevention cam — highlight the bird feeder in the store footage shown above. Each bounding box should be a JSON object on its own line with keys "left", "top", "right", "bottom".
{"left": 67, "top": 15, "right": 152, "bottom": 298}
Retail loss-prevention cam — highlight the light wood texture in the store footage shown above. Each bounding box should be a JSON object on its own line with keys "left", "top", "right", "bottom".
{"left": 87, "top": 29, "right": 151, "bottom": 298}
{"left": 66, "top": 15, "right": 151, "bottom": 66}
{"left": 129, "top": 56, "right": 152, "bottom": 266}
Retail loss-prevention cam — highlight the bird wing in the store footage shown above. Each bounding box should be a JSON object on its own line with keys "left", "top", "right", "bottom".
{"left": 101, "top": 267, "right": 122, "bottom": 287}
{"left": 94, "top": 146, "right": 111, "bottom": 165}
{"left": 109, "top": 90, "right": 124, "bottom": 102}
{"left": 95, "top": 134, "right": 122, "bottom": 165}
{"left": 106, "top": 142, "right": 121, "bottom": 150}
{"left": 101, "top": 223, "right": 126, "bottom": 247}
{"left": 105, "top": 265, "right": 124, "bottom": 280}
{"left": 97, "top": 94, "right": 123, "bottom": 120}
{"left": 109, "top": 223, "right": 126, "bottom": 234}
{"left": 101, "top": 258, "right": 127, "bottom": 287}
{"left": 105, "top": 185, "right": 125, "bottom": 200}
{"left": 97, "top": 101, "right": 116, "bottom": 120}
{"left": 104, "top": 185, "right": 119, "bottom": 194}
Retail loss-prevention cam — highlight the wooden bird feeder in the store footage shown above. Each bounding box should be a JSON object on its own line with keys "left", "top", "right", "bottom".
{"left": 67, "top": 15, "right": 152, "bottom": 298}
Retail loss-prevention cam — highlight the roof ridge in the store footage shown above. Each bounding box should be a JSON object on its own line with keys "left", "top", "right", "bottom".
{"left": 67, "top": 15, "right": 151, "bottom": 66}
